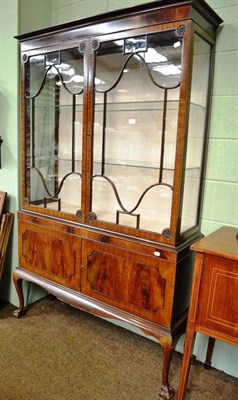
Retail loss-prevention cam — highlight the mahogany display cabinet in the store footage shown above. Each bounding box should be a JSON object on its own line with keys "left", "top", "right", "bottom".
{"left": 13, "top": 1, "right": 222, "bottom": 398}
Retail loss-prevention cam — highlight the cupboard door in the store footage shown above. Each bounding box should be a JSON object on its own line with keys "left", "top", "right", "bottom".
{"left": 81, "top": 240, "right": 176, "bottom": 327}
{"left": 90, "top": 29, "right": 182, "bottom": 236}
{"left": 18, "top": 220, "right": 81, "bottom": 290}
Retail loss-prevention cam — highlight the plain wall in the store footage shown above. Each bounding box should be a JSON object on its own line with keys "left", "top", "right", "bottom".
{"left": 0, "top": 0, "right": 19, "bottom": 305}
{"left": 19, "top": 0, "right": 51, "bottom": 33}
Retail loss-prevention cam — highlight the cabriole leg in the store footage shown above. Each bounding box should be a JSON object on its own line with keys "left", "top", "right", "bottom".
{"left": 12, "top": 270, "right": 26, "bottom": 318}
{"left": 159, "top": 337, "right": 175, "bottom": 399}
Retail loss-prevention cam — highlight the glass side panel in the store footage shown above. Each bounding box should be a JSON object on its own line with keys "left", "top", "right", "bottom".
{"left": 91, "top": 30, "right": 182, "bottom": 233}
{"left": 181, "top": 35, "right": 211, "bottom": 233}
{"left": 25, "top": 48, "right": 84, "bottom": 215}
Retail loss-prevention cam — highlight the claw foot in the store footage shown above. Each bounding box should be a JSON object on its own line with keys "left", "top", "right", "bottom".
{"left": 159, "top": 384, "right": 174, "bottom": 399}
{"left": 12, "top": 308, "right": 26, "bottom": 318}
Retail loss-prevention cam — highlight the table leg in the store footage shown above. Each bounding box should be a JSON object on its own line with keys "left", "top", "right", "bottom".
{"left": 204, "top": 337, "right": 216, "bottom": 369}
{"left": 177, "top": 329, "right": 196, "bottom": 400}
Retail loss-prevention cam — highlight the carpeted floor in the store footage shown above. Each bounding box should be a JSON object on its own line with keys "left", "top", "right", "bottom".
{"left": 0, "top": 296, "right": 237, "bottom": 400}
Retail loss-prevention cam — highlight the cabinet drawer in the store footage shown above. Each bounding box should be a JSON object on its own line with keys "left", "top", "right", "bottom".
{"left": 18, "top": 220, "right": 81, "bottom": 290}
{"left": 197, "top": 255, "right": 238, "bottom": 339}
{"left": 81, "top": 240, "right": 176, "bottom": 327}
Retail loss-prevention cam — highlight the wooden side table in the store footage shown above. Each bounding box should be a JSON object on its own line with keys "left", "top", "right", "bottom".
{"left": 177, "top": 226, "right": 238, "bottom": 399}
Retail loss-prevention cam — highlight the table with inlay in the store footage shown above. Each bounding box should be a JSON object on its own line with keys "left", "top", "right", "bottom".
{"left": 177, "top": 226, "right": 238, "bottom": 399}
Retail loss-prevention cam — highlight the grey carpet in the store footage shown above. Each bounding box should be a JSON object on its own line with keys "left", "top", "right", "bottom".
{"left": 0, "top": 297, "right": 237, "bottom": 400}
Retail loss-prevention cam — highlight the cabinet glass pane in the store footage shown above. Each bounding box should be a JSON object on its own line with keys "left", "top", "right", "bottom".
{"left": 25, "top": 48, "right": 84, "bottom": 215}
{"left": 181, "top": 35, "right": 211, "bottom": 233}
{"left": 92, "top": 30, "right": 182, "bottom": 233}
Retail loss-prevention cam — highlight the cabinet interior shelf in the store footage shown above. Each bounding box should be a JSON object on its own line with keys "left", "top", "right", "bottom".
{"left": 26, "top": 100, "right": 206, "bottom": 111}
{"left": 32, "top": 158, "right": 202, "bottom": 172}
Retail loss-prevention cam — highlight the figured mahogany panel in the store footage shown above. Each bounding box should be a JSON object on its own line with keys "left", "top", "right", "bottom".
{"left": 18, "top": 220, "right": 81, "bottom": 290}
{"left": 197, "top": 255, "right": 238, "bottom": 339}
{"left": 81, "top": 240, "right": 176, "bottom": 327}
{"left": 87, "top": 250, "right": 165, "bottom": 311}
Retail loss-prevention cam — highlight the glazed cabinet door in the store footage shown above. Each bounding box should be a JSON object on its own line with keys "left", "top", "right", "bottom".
{"left": 22, "top": 47, "right": 84, "bottom": 219}
{"left": 81, "top": 240, "right": 176, "bottom": 327}
{"left": 86, "top": 27, "right": 183, "bottom": 242}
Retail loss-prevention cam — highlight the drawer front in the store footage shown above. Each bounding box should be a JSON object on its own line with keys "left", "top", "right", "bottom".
{"left": 197, "top": 255, "right": 238, "bottom": 339}
{"left": 81, "top": 240, "right": 176, "bottom": 327}
{"left": 18, "top": 220, "right": 81, "bottom": 290}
